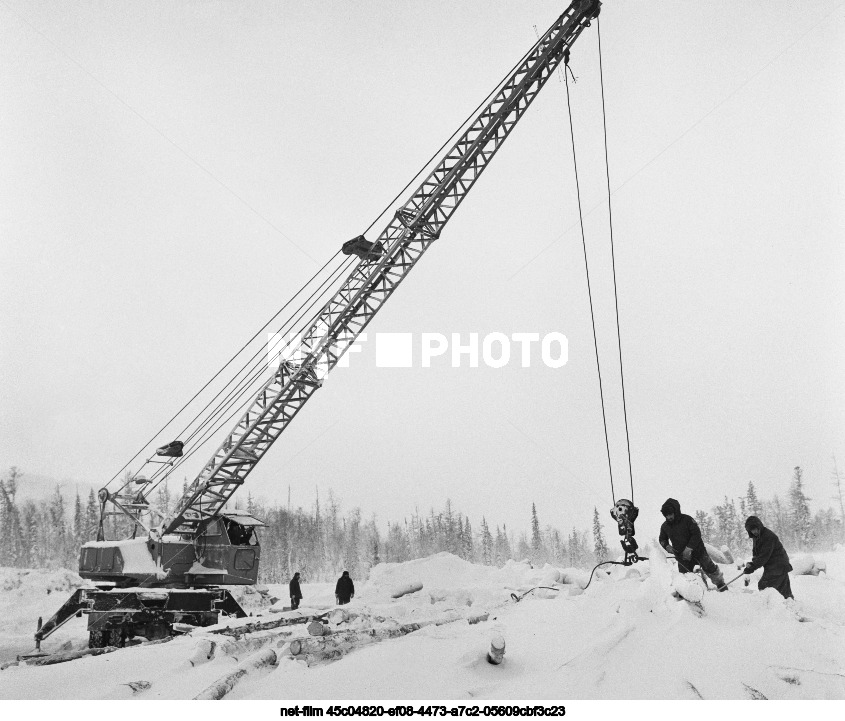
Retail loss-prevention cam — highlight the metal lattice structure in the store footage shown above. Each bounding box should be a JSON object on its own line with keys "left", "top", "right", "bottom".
{"left": 160, "top": 0, "right": 601, "bottom": 537}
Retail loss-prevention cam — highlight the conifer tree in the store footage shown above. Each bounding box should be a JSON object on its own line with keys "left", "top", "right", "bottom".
{"left": 789, "top": 466, "right": 813, "bottom": 549}
{"left": 746, "top": 481, "right": 762, "bottom": 518}
{"left": 592, "top": 507, "right": 609, "bottom": 562}
{"left": 530, "top": 503, "right": 542, "bottom": 559}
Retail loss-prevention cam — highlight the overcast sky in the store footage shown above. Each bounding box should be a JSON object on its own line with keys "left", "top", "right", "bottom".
{"left": 1, "top": 1, "right": 843, "bottom": 538}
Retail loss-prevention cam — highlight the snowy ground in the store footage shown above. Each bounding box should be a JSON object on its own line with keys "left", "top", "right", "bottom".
{"left": 0, "top": 544, "right": 843, "bottom": 700}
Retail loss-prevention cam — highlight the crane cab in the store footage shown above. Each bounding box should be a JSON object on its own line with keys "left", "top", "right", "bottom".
{"left": 184, "top": 511, "right": 265, "bottom": 586}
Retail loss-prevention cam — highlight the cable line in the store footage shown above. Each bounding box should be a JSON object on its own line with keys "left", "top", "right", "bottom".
{"left": 564, "top": 58, "right": 616, "bottom": 504}
{"left": 597, "top": 17, "right": 635, "bottom": 504}
{"left": 105, "top": 250, "right": 342, "bottom": 490}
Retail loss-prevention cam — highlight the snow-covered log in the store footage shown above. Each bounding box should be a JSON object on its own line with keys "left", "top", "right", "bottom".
{"left": 188, "top": 638, "right": 216, "bottom": 666}
{"left": 216, "top": 633, "right": 279, "bottom": 662}
{"left": 467, "top": 612, "right": 489, "bottom": 625}
{"left": 193, "top": 647, "right": 277, "bottom": 700}
{"left": 705, "top": 542, "right": 732, "bottom": 564}
{"left": 290, "top": 624, "right": 421, "bottom": 666}
{"left": 391, "top": 581, "right": 423, "bottom": 598}
{"left": 307, "top": 620, "right": 330, "bottom": 636}
{"left": 672, "top": 573, "right": 705, "bottom": 604}
{"left": 24, "top": 645, "right": 117, "bottom": 666}
{"left": 206, "top": 613, "right": 315, "bottom": 637}
{"left": 792, "top": 554, "right": 826, "bottom": 576}
{"left": 487, "top": 634, "right": 506, "bottom": 665}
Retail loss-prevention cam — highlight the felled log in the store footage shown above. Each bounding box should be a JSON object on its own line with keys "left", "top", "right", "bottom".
{"left": 24, "top": 645, "right": 117, "bottom": 666}
{"left": 206, "top": 613, "right": 318, "bottom": 637}
{"left": 290, "top": 624, "right": 421, "bottom": 666}
{"left": 188, "top": 638, "right": 216, "bottom": 666}
{"left": 487, "top": 635, "right": 506, "bottom": 665}
{"left": 124, "top": 681, "right": 151, "bottom": 695}
{"left": 792, "top": 554, "right": 826, "bottom": 576}
{"left": 672, "top": 573, "right": 706, "bottom": 604}
{"left": 391, "top": 581, "right": 423, "bottom": 599}
{"left": 307, "top": 620, "right": 330, "bottom": 636}
{"left": 704, "top": 542, "right": 732, "bottom": 565}
{"left": 193, "top": 647, "right": 278, "bottom": 700}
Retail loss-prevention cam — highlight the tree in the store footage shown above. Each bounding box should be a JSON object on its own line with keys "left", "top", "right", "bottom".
{"left": 480, "top": 517, "right": 493, "bottom": 565}
{"left": 694, "top": 510, "right": 715, "bottom": 542}
{"left": 789, "top": 466, "right": 813, "bottom": 550}
{"left": 592, "top": 507, "right": 609, "bottom": 562}
{"left": 832, "top": 456, "right": 845, "bottom": 537}
{"left": 530, "top": 503, "right": 542, "bottom": 559}
{"left": 85, "top": 488, "right": 99, "bottom": 542}
{"left": 746, "top": 481, "right": 762, "bottom": 518}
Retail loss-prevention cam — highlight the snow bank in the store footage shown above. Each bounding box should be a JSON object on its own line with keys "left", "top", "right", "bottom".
{"left": 3, "top": 547, "right": 845, "bottom": 699}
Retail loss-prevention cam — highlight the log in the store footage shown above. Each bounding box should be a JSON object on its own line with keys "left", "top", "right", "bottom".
{"left": 206, "top": 613, "right": 317, "bottom": 637}
{"left": 188, "top": 638, "right": 216, "bottom": 666}
{"left": 216, "top": 633, "right": 278, "bottom": 662}
{"left": 391, "top": 581, "right": 424, "bottom": 599}
{"left": 307, "top": 620, "right": 330, "bottom": 636}
{"left": 704, "top": 542, "right": 732, "bottom": 565}
{"left": 290, "top": 624, "right": 422, "bottom": 666}
{"left": 672, "top": 573, "right": 705, "bottom": 604}
{"left": 193, "top": 647, "right": 277, "bottom": 700}
{"left": 487, "top": 634, "right": 506, "bottom": 665}
{"left": 25, "top": 645, "right": 117, "bottom": 666}
{"left": 24, "top": 634, "right": 175, "bottom": 667}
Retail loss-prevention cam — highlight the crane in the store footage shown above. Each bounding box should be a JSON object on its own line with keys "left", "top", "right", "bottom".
{"left": 34, "top": 0, "right": 603, "bottom": 651}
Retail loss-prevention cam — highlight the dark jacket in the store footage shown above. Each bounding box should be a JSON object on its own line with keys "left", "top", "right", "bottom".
{"left": 335, "top": 573, "right": 354, "bottom": 601}
{"left": 745, "top": 516, "right": 792, "bottom": 574}
{"left": 658, "top": 498, "right": 707, "bottom": 561}
{"left": 289, "top": 575, "right": 302, "bottom": 600}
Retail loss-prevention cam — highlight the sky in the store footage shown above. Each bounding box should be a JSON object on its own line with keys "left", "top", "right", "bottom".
{"left": 1, "top": 0, "right": 844, "bottom": 537}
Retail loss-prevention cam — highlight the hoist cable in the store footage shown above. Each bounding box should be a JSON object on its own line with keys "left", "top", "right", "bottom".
{"left": 597, "top": 17, "right": 635, "bottom": 505}
{"left": 564, "top": 63, "right": 616, "bottom": 505}
{"left": 142, "top": 257, "right": 356, "bottom": 494}
{"left": 105, "top": 250, "right": 342, "bottom": 490}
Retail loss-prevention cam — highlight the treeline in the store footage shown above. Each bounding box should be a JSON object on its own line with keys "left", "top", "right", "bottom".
{"left": 1, "top": 465, "right": 843, "bottom": 582}
{"left": 691, "top": 467, "right": 844, "bottom": 555}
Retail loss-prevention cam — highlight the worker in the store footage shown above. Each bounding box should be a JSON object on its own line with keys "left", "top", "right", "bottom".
{"left": 743, "top": 516, "right": 794, "bottom": 599}
{"left": 289, "top": 571, "right": 303, "bottom": 610}
{"left": 335, "top": 570, "right": 355, "bottom": 605}
{"left": 659, "top": 498, "right": 727, "bottom": 591}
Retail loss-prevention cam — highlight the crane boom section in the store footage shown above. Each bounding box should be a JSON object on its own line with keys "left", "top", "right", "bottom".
{"left": 162, "top": 0, "right": 600, "bottom": 536}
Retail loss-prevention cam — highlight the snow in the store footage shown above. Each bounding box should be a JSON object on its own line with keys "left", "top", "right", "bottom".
{"left": 84, "top": 537, "right": 167, "bottom": 580}
{"left": 1, "top": 547, "right": 844, "bottom": 700}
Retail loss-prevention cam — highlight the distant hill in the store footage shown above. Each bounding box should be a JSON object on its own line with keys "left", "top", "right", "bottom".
{"left": 0, "top": 468, "right": 99, "bottom": 502}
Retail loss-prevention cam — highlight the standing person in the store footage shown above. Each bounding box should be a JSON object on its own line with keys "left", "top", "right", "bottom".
{"left": 659, "top": 498, "right": 727, "bottom": 591}
{"left": 743, "top": 516, "right": 794, "bottom": 599}
{"left": 289, "top": 571, "right": 303, "bottom": 610}
{"left": 335, "top": 570, "right": 354, "bottom": 605}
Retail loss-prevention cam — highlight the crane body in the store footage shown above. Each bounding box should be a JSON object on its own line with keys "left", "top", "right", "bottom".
{"left": 34, "top": 0, "right": 602, "bottom": 650}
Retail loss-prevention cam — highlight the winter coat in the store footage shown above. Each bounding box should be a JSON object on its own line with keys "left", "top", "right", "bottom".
{"left": 658, "top": 498, "right": 708, "bottom": 562}
{"left": 335, "top": 574, "right": 355, "bottom": 601}
{"left": 746, "top": 516, "right": 792, "bottom": 575}
{"left": 289, "top": 576, "right": 302, "bottom": 600}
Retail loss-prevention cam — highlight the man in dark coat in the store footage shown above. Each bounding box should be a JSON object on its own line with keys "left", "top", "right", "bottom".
{"left": 659, "top": 498, "right": 727, "bottom": 591}
{"left": 289, "top": 571, "right": 303, "bottom": 610}
{"left": 335, "top": 570, "right": 354, "bottom": 605}
{"left": 743, "top": 516, "right": 794, "bottom": 599}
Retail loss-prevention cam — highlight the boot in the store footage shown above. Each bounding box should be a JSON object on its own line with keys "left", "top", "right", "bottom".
{"left": 708, "top": 569, "right": 728, "bottom": 592}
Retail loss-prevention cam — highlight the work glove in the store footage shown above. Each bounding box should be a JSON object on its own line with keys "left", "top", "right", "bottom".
{"left": 662, "top": 544, "right": 676, "bottom": 555}
{"left": 682, "top": 547, "right": 693, "bottom": 561}
{"left": 743, "top": 563, "right": 754, "bottom": 575}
